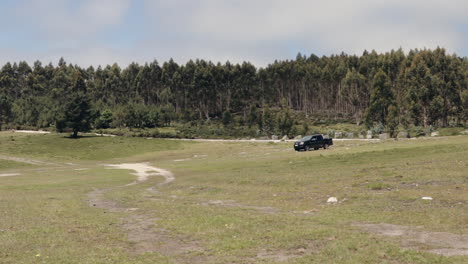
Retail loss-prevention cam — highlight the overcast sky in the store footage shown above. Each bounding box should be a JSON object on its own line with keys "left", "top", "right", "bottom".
{"left": 1, "top": 0, "right": 467, "bottom": 67}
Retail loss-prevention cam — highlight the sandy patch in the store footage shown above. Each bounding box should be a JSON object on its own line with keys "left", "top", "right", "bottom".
{"left": 105, "top": 163, "right": 174, "bottom": 185}
{"left": 174, "top": 158, "right": 191, "bottom": 162}
{"left": 173, "top": 155, "right": 207, "bottom": 162}
{"left": 354, "top": 223, "right": 468, "bottom": 256}
{"left": 0, "top": 173, "right": 20, "bottom": 177}
{"left": 12, "top": 130, "right": 50, "bottom": 134}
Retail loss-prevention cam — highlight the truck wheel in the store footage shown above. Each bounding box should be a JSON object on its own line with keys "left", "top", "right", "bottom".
{"left": 305, "top": 145, "right": 310, "bottom": 151}
{"left": 324, "top": 144, "right": 329, "bottom": 149}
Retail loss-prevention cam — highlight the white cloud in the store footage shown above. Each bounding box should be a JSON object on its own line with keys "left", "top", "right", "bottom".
{"left": 141, "top": 0, "right": 468, "bottom": 66}
{"left": 2, "top": 0, "right": 467, "bottom": 67}
{"left": 16, "top": 0, "right": 130, "bottom": 39}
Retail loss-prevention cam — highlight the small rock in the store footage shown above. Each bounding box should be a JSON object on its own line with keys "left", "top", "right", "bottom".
{"left": 297, "top": 248, "right": 306, "bottom": 254}
{"left": 335, "top": 131, "right": 343, "bottom": 138}
{"left": 431, "top": 131, "right": 439, "bottom": 137}
{"left": 327, "top": 197, "right": 338, "bottom": 203}
{"left": 422, "top": 197, "right": 433, "bottom": 200}
{"left": 366, "top": 130, "right": 373, "bottom": 139}
{"left": 346, "top": 132, "right": 354, "bottom": 138}
{"left": 281, "top": 135, "right": 289, "bottom": 140}
{"left": 271, "top": 135, "right": 278, "bottom": 140}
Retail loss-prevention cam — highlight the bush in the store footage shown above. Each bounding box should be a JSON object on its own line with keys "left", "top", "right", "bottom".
{"left": 95, "top": 109, "right": 113, "bottom": 129}
{"left": 438, "top": 127, "right": 465, "bottom": 136}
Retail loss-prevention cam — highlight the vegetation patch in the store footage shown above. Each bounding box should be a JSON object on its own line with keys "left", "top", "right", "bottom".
{"left": 0, "top": 133, "right": 467, "bottom": 263}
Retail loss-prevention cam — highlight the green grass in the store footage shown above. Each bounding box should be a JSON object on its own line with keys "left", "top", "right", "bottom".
{"left": 0, "top": 132, "right": 187, "bottom": 162}
{"left": 0, "top": 159, "right": 32, "bottom": 170}
{"left": 0, "top": 131, "right": 467, "bottom": 263}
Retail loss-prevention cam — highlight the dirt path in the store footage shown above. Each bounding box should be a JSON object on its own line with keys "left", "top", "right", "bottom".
{"left": 0, "top": 154, "right": 54, "bottom": 165}
{"left": 10, "top": 130, "right": 50, "bottom": 134}
{"left": 0, "top": 173, "right": 20, "bottom": 177}
{"left": 87, "top": 163, "right": 206, "bottom": 261}
{"left": 354, "top": 223, "right": 468, "bottom": 256}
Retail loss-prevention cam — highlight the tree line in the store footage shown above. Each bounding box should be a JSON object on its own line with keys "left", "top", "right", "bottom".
{"left": 0, "top": 48, "right": 467, "bottom": 137}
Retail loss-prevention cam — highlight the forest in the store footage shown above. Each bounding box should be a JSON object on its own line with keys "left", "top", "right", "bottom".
{"left": 0, "top": 48, "right": 467, "bottom": 138}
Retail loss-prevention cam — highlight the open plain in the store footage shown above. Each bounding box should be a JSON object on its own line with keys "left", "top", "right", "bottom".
{"left": 0, "top": 131, "right": 467, "bottom": 263}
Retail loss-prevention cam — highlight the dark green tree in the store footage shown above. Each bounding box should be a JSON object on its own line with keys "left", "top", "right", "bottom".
{"left": 246, "top": 105, "right": 259, "bottom": 128}
{"left": 365, "top": 69, "right": 394, "bottom": 127}
{"left": 95, "top": 109, "right": 113, "bottom": 129}
{"left": 386, "top": 105, "right": 399, "bottom": 138}
{"left": 0, "top": 48, "right": 465, "bottom": 135}
{"left": 342, "top": 68, "right": 368, "bottom": 125}
{"left": 0, "top": 94, "right": 12, "bottom": 130}
{"left": 222, "top": 110, "right": 233, "bottom": 126}
{"left": 60, "top": 93, "right": 93, "bottom": 138}
{"left": 277, "top": 100, "right": 294, "bottom": 136}
{"left": 260, "top": 107, "right": 275, "bottom": 136}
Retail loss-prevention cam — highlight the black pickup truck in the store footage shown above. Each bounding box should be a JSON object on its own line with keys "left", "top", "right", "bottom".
{"left": 294, "top": 134, "right": 333, "bottom": 151}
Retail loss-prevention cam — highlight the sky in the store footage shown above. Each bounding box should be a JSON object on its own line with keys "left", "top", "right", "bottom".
{"left": 1, "top": 0, "right": 467, "bottom": 67}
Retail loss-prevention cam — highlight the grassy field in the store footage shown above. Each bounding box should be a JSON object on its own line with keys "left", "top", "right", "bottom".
{"left": 0, "top": 131, "right": 467, "bottom": 263}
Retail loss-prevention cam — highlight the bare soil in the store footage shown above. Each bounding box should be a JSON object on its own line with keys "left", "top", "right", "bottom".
{"left": 201, "top": 199, "right": 280, "bottom": 214}
{"left": 105, "top": 163, "right": 174, "bottom": 186}
{"left": 0, "top": 154, "right": 54, "bottom": 165}
{"left": 11, "top": 130, "right": 50, "bottom": 134}
{"left": 0, "top": 173, "right": 20, "bottom": 177}
{"left": 354, "top": 223, "right": 468, "bottom": 256}
{"left": 87, "top": 163, "right": 207, "bottom": 262}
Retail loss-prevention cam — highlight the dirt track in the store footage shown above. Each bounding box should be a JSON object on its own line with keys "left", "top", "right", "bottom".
{"left": 0, "top": 154, "right": 55, "bottom": 165}
{"left": 355, "top": 223, "right": 468, "bottom": 256}
{"left": 87, "top": 163, "right": 205, "bottom": 261}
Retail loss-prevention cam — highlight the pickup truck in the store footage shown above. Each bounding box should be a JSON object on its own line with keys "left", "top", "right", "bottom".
{"left": 294, "top": 134, "right": 333, "bottom": 151}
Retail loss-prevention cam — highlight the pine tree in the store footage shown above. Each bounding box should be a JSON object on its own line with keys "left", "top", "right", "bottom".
{"left": 61, "top": 92, "right": 93, "bottom": 138}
